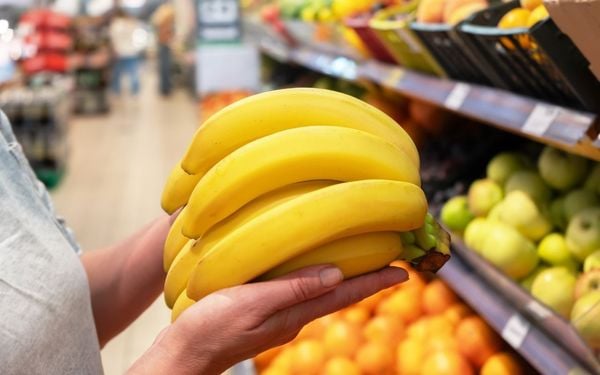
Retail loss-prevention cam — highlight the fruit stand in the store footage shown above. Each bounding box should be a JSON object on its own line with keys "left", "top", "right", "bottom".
{"left": 194, "top": 0, "right": 600, "bottom": 374}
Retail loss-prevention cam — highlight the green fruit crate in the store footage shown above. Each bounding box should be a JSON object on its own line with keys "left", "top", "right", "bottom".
{"left": 369, "top": 3, "right": 447, "bottom": 77}
{"left": 456, "top": 1, "right": 600, "bottom": 112}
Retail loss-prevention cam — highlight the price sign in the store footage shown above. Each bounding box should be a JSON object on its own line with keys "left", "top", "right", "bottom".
{"left": 197, "top": 0, "right": 241, "bottom": 44}
{"left": 502, "top": 314, "right": 531, "bottom": 349}
{"left": 444, "top": 83, "right": 470, "bottom": 110}
{"left": 522, "top": 104, "right": 560, "bottom": 136}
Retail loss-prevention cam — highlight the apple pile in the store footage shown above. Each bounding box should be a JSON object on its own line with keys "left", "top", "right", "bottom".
{"left": 441, "top": 146, "right": 600, "bottom": 350}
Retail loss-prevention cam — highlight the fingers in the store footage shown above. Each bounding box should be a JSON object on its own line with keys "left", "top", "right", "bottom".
{"left": 265, "top": 266, "right": 407, "bottom": 333}
{"left": 234, "top": 265, "right": 344, "bottom": 315}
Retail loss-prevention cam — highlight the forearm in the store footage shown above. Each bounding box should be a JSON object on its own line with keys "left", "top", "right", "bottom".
{"left": 82, "top": 215, "right": 171, "bottom": 347}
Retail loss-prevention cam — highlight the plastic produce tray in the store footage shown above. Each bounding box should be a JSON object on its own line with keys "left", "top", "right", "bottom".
{"left": 370, "top": 3, "right": 447, "bottom": 77}
{"left": 345, "top": 13, "right": 397, "bottom": 64}
{"left": 457, "top": 1, "right": 600, "bottom": 112}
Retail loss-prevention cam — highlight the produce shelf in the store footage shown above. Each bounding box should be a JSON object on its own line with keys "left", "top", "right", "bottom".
{"left": 440, "top": 240, "right": 600, "bottom": 375}
{"left": 246, "top": 20, "right": 600, "bottom": 161}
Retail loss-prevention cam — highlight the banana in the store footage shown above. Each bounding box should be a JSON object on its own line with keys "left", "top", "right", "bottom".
{"left": 163, "top": 181, "right": 336, "bottom": 308}
{"left": 180, "top": 88, "right": 419, "bottom": 176}
{"left": 172, "top": 290, "right": 196, "bottom": 322}
{"left": 161, "top": 162, "right": 201, "bottom": 214}
{"left": 163, "top": 212, "right": 190, "bottom": 272}
{"left": 181, "top": 126, "right": 420, "bottom": 239}
{"left": 186, "top": 180, "right": 427, "bottom": 301}
{"left": 260, "top": 232, "right": 404, "bottom": 281}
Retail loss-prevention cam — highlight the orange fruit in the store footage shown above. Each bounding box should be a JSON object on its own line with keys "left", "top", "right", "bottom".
{"left": 323, "top": 319, "right": 362, "bottom": 358}
{"left": 422, "top": 280, "right": 458, "bottom": 315}
{"left": 426, "top": 314, "right": 456, "bottom": 336}
{"left": 377, "top": 287, "right": 423, "bottom": 324}
{"left": 444, "top": 303, "right": 475, "bottom": 325}
{"left": 323, "top": 356, "right": 361, "bottom": 375}
{"left": 481, "top": 352, "right": 524, "bottom": 375}
{"left": 422, "top": 350, "right": 474, "bottom": 375}
{"left": 343, "top": 306, "right": 371, "bottom": 326}
{"left": 456, "top": 316, "right": 503, "bottom": 367}
{"left": 396, "top": 338, "right": 426, "bottom": 375}
{"left": 427, "top": 334, "right": 458, "bottom": 352}
{"left": 356, "top": 341, "right": 395, "bottom": 374}
{"left": 363, "top": 315, "right": 404, "bottom": 345}
{"left": 296, "top": 319, "right": 326, "bottom": 341}
{"left": 356, "top": 292, "right": 385, "bottom": 313}
{"left": 270, "top": 346, "right": 294, "bottom": 372}
{"left": 406, "top": 317, "right": 430, "bottom": 341}
{"left": 261, "top": 366, "right": 290, "bottom": 375}
{"left": 254, "top": 346, "right": 283, "bottom": 370}
{"left": 290, "top": 340, "right": 325, "bottom": 375}
{"left": 392, "top": 260, "right": 427, "bottom": 291}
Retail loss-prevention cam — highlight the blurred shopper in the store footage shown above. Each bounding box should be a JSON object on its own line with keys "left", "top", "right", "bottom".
{"left": 152, "top": 2, "right": 176, "bottom": 96}
{"left": 109, "top": 9, "right": 144, "bottom": 96}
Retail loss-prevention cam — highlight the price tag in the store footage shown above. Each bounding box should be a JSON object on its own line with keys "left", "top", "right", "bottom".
{"left": 526, "top": 300, "right": 553, "bottom": 319}
{"left": 383, "top": 68, "right": 404, "bottom": 88}
{"left": 502, "top": 314, "right": 530, "bottom": 349}
{"left": 444, "top": 83, "right": 470, "bottom": 110}
{"left": 522, "top": 104, "right": 560, "bottom": 136}
{"left": 197, "top": 0, "right": 241, "bottom": 44}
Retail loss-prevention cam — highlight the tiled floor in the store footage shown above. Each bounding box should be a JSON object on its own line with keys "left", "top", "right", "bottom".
{"left": 51, "top": 66, "right": 198, "bottom": 374}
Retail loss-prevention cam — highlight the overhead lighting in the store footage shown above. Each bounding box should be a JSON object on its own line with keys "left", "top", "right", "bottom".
{"left": 0, "top": 19, "right": 9, "bottom": 34}
{"left": 123, "top": 0, "right": 146, "bottom": 8}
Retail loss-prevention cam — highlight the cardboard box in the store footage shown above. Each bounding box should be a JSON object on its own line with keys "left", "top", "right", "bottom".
{"left": 544, "top": 0, "right": 600, "bottom": 81}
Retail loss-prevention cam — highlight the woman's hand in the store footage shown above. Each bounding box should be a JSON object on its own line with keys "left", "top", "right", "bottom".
{"left": 129, "top": 264, "right": 408, "bottom": 375}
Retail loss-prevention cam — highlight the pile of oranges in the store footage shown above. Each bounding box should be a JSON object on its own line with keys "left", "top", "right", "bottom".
{"left": 254, "top": 261, "right": 526, "bottom": 375}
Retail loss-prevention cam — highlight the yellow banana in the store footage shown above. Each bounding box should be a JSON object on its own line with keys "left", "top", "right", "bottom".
{"left": 261, "top": 232, "right": 404, "bottom": 280}
{"left": 160, "top": 162, "right": 201, "bottom": 214}
{"left": 164, "top": 181, "right": 336, "bottom": 308}
{"left": 181, "top": 126, "right": 420, "bottom": 239}
{"left": 163, "top": 212, "right": 190, "bottom": 272}
{"left": 172, "top": 290, "right": 196, "bottom": 322}
{"left": 180, "top": 88, "right": 419, "bottom": 176}
{"left": 186, "top": 180, "right": 427, "bottom": 301}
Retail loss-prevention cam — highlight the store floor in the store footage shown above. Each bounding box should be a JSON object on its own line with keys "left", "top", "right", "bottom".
{"left": 50, "top": 67, "right": 198, "bottom": 373}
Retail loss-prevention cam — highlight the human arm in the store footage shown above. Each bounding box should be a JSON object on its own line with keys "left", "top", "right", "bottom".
{"left": 128, "top": 265, "right": 408, "bottom": 375}
{"left": 81, "top": 215, "right": 172, "bottom": 347}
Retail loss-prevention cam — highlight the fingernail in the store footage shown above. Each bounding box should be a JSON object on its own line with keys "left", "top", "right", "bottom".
{"left": 320, "top": 267, "right": 343, "bottom": 287}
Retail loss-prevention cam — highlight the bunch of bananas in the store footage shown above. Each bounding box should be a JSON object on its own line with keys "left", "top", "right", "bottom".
{"left": 161, "top": 88, "right": 450, "bottom": 322}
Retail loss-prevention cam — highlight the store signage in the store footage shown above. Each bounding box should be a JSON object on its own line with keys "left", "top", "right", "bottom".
{"left": 197, "top": 0, "right": 241, "bottom": 44}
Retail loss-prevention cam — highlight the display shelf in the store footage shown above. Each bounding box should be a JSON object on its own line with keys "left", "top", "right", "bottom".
{"left": 440, "top": 240, "right": 600, "bottom": 375}
{"left": 247, "top": 20, "right": 600, "bottom": 161}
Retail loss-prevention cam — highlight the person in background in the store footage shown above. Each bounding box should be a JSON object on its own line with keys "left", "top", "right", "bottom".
{"left": 152, "top": 2, "right": 175, "bottom": 97}
{"left": 109, "top": 8, "right": 144, "bottom": 96}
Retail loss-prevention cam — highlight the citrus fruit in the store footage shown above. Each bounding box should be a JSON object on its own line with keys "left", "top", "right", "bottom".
{"left": 343, "top": 306, "right": 371, "bottom": 326}
{"left": 456, "top": 316, "right": 503, "bottom": 367}
{"left": 397, "top": 338, "right": 426, "bottom": 374}
{"left": 290, "top": 339, "right": 325, "bottom": 375}
{"left": 363, "top": 315, "right": 404, "bottom": 345}
{"left": 428, "top": 333, "right": 458, "bottom": 352}
{"left": 422, "top": 280, "right": 458, "bottom": 315}
{"left": 422, "top": 350, "right": 475, "bottom": 375}
{"left": 444, "top": 303, "right": 475, "bottom": 325}
{"left": 323, "top": 319, "right": 362, "bottom": 358}
{"left": 527, "top": 4, "right": 549, "bottom": 27}
{"left": 356, "top": 341, "right": 395, "bottom": 374}
{"left": 481, "top": 352, "right": 524, "bottom": 375}
{"left": 254, "top": 345, "right": 283, "bottom": 370}
{"left": 323, "top": 356, "right": 361, "bottom": 375}
{"left": 520, "top": 0, "right": 541, "bottom": 10}
{"left": 377, "top": 287, "right": 423, "bottom": 323}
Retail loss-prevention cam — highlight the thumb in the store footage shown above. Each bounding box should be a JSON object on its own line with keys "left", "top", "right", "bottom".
{"left": 245, "top": 265, "right": 344, "bottom": 315}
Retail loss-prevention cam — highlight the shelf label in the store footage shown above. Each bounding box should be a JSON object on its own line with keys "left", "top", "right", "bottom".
{"left": 383, "top": 68, "right": 404, "bottom": 88}
{"left": 197, "top": 0, "right": 242, "bottom": 44}
{"left": 525, "top": 300, "right": 553, "bottom": 320}
{"left": 444, "top": 83, "right": 470, "bottom": 110}
{"left": 522, "top": 104, "right": 560, "bottom": 136}
{"left": 502, "top": 314, "right": 530, "bottom": 349}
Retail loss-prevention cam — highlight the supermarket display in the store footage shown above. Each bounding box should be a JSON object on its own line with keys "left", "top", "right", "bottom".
{"left": 160, "top": 88, "right": 451, "bottom": 321}
{"left": 253, "top": 262, "right": 532, "bottom": 375}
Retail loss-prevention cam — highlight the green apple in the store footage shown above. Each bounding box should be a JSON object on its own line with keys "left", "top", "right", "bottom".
{"left": 520, "top": 264, "right": 549, "bottom": 292}
{"left": 464, "top": 217, "right": 491, "bottom": 252}
{"left": 549, "top": 196, "right": 568, "bottom": 230}
{"left": 496, "top": 191, "right": 552, "bottom": 241}
{"left": 566, "top": 207, "right": 600, "bottom": 261}
{"left": 571, "top": 291, "right": 600, "bottom": 349}
{"left": 441, "top": 195, "right": 474, "bottom": 231}
{"left": 538, "top": 233, "right": 574, "bottom": 264}
{"left": 583, "top": 163, "right": 600, "bottom": 194}
{"left": 468, "top": 179, "right": 503, "bottom": 217}
{"left": 505, "top": 170, "right": 551, "bottom": 205}
{"left": 531, "top": 266, "right": 577, "bottom": 317}
{"left": 563, "top": 189, "right": 599, "bottom": 223}
{"left": 538, "top": 146, "right": 589, "bottom": 191}
{"left": 486, "top": 152, "right": 530, "bottom": 185}
{"left": 480, "top": 221, "right": 539, "bottom": 279}
{"left": 584, "top": 250, "right": 600, "bottom": 272}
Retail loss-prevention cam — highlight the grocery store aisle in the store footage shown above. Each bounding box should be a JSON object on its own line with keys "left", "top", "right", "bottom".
{"left": 50, "top": 66, "right": 198, "bottom": 374}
